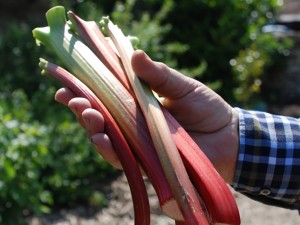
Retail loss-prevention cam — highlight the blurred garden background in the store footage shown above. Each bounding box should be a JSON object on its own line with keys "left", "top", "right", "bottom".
{"left": 0, "top": 0, "right": 299, "bottom": 224}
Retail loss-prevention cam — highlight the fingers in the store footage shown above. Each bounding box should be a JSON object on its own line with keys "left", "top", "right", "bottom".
{"left": 91, "top": 133, "right": 122, "bottom": 169}
{"left": 81, "top": 109, "right": 121, "bottom": 169}
{"left": 55, "top": 90, "right": 121, "bottom": 169}
{"left": 72, "top": 104, "right": 121, "bottom": 169}
{"left": 55, "top": 87, "right": 76, "bottom": 106}
{"left": 82, "top": 108, "right": 104, "bottom": 136}
{"left": 131, "top": 50, "right": 198, "bottom": 99}
{"left": 56, "top": 88, "right": 104, "bottom": 135}
{"left": 68, "top": 97, "right": 92, "bottom": 128}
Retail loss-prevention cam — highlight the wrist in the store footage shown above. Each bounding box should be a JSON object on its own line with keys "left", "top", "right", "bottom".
{"left": 225, "top": 108, "right": 239, "bottom": 184}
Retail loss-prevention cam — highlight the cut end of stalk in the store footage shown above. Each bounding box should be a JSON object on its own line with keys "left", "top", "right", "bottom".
{"left": 99, "top": 16, "right": 110, "bottom": 36}
{"left": 161, "top": 199, "right": 183, "bottom": 221}
{"left": 67, "top": 10, "right": 87, "bottom": 34}
{"left": 38, "top": 58, "right": 49, "bottom": 76}
{"left": 100, "top": 16, "right": 110, "bottom": 26}
{"left": 46, "top": 6, "right": 67, "bottom": 29}
{"left": 127, "top": 35, "right": 140, "bottom": 48}
{"left": 39, "top": 58, "right": 48, "bottom": 67}
{"left": 32, "top": 27, "right": 50, "bottom": 46}
{"left": 32, "top": 6, "right": 68, "bottom": 48}
{"left": 67, "top": 18, "right": 77, "bottom": 34}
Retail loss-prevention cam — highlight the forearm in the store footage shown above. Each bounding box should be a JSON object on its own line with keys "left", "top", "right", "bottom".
{"left": 232, "top": 108, "right": 300, "bottom": 211}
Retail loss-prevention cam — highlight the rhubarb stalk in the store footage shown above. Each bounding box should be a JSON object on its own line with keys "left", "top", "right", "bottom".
{"left": 39, "top": 59, "right": 150, "bottom": 225}
{"left": 67, "top": 11, "right": 132, "bottom": 92}
{"left": 102, "top": 17, "right": 211, "bottom": 224}
{"left": 163, "top": 107, "right": 240, "bottom": 225}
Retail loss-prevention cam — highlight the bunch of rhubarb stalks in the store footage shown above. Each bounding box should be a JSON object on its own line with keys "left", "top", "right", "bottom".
{"left": 33, "top": 6, "right": 240, "bottom": 225}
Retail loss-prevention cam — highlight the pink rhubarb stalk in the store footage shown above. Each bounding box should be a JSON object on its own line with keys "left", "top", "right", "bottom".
{"left": 102, "top": 17, "right": 212, "bottom": 225}
{"left": 39, "top": 59, "right": 150, "bottom": 225}
{"left": 67, "top": 11, "right": 132, "bottom": 92}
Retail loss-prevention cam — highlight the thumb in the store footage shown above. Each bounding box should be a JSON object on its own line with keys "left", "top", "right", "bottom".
{"left": 131, "top": 50, "right": 197, "bottom": 99}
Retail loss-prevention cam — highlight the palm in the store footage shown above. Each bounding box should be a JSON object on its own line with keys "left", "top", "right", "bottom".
{"left": 162, "top": 86, "right": 239, "bottom": 182}
{"left": 162, "top": 81, "right": 231, "bottom": 133}
{"left": 131, "top": 51, "right": 239, "bottom": 182}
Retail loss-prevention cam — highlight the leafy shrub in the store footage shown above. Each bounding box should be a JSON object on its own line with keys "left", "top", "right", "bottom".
{"left": 0, "top": 90, "right": 52, "bottom": 224}
{"left": 232, "top": 32, "right": 293, "bottom": 107}
{"left": 153, "top": 0, "right": 291, "bottom": 106}
{"left": 0, "top": 90, "right": 113, "bottom": 224}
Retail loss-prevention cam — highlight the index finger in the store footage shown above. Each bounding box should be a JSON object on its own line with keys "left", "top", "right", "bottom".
{"left": 55, "top": 87, "right": 77, "bottom": 106}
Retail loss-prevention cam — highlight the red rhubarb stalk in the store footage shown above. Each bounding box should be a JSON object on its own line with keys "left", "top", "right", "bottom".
{"left": 163, "top": 107, "right": 241, "bottom": 225}
{"left": 67, "top": 11, "right": 132, "bottom": 92}
{"left": 103, "top": 17, "right": 212, "bottom": 225}
{"left": 40, "top": 59, "right": 150, "bottom": 225}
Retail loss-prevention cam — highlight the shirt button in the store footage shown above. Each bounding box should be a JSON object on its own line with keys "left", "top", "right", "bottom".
{"left": 260, "top": 188, "right": 271, "bottom": 196}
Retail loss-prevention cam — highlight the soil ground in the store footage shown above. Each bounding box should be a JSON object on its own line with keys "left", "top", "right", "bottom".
{"left": 27, "top": 173, "right": 299, "bottom": 225}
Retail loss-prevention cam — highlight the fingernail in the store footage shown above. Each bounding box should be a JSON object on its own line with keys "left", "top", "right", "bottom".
{"left": 90, "top": 134, "right": 98, "bottom": 145}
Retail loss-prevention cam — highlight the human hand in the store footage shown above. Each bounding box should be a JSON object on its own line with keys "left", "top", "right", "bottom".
{"left": 55, "top": 50, "right": 239, "bottom": 184}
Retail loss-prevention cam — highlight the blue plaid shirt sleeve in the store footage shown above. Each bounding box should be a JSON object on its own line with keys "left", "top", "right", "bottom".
{"left": 232, "top": 108, "right": 300, "bottom": 211}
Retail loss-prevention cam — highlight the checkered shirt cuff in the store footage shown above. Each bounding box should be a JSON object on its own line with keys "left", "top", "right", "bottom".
{"left": 232, "top": 108, "right": 300, "bottom": 210}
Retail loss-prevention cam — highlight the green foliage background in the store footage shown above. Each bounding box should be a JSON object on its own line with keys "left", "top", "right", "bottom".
{"left": 0, "top": 0, "right": 292, "bottom": 224}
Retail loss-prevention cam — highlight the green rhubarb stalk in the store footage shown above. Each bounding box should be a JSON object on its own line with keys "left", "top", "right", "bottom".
{"left": 39, "top": 59, "right": 150, "bottom": 225}
{"left": 102, "top": 17, "right": 211, "bottom": 225}
{"left": 32, "top": 5, "right": 175, "bottom": 218}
